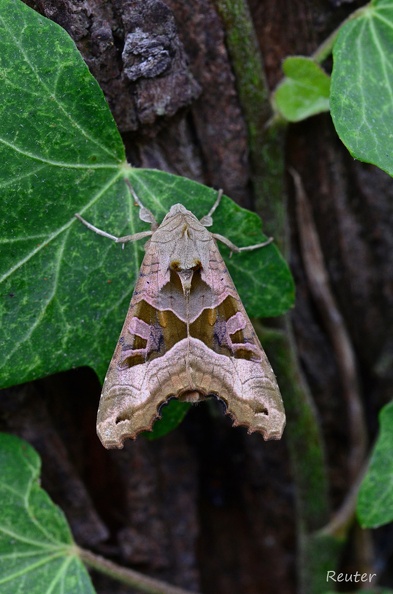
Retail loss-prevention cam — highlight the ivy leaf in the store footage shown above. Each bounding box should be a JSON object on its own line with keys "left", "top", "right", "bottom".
{"left": 0, "top": 0, "right": 294, "bottom": 396}
{"left": 357, "top": 400, "right": 393, "bottom": 528}
{"left": 273, "top": 56, "right": 330, "bottom": 122}
{"left": 330, "top": 0, "right": 393, "bottom": 176}
{"left": 0, "top": 432, "right": 96, "bottom": 594}
{"left": 145, "top": 401, "right": 192, "bottom": 440}
{"left": 0, "top": 0, "right": 125, "bottom": 385}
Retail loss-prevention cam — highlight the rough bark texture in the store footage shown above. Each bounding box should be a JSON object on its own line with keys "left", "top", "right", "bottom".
{"left": 2, "top": 0, "right": 393, "bottom": 593}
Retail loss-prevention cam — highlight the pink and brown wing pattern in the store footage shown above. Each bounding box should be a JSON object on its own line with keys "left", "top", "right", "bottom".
{"left": 97, "top": 207, "right": 285, "bottom": 448}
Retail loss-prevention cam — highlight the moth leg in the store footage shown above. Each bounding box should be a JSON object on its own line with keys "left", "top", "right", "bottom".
{"left": 115, "top": 230, "right": 153, "bottom": 244}
{"left": 124, "top": 178, "right": 158, "bottom": 228}
{"left": 75, "top": 213, "right": 119, "bottom": 241}
{"left": 212, "top": 232, "right": 273, "bottom": 255}
{"left": 75, "top": 213, "right": 153, "bottom": 244}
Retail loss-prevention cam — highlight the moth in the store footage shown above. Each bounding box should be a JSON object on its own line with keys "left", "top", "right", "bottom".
{"left": 76, "top": 181, "right": 285, "bottom": 448}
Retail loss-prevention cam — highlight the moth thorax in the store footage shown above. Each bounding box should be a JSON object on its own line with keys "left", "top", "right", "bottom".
{"left": 170, "top": 259, "right": 202, "bottom": 271}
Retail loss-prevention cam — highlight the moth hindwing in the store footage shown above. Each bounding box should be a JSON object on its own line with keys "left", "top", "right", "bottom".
{"left": 76, "top": 184, "right": 286, "bottom": 448}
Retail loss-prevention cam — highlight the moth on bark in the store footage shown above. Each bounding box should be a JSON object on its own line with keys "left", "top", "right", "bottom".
{"left": 76, "top": 181, "right": 286, "bottom": 448}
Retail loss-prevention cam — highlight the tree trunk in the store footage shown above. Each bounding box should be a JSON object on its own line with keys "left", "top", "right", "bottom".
{"left": 2, "top": 0, "right": 393, "bottom": 592}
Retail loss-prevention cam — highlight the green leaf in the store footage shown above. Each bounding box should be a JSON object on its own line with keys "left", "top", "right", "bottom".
{"left": 0, "top": 0, "right": 294, "bottom": 443}
{"left": 330, "top": 0, "right": 393, "bottom": 176}
{"left": 0, "top": 0, "right": 125, "bottom": 383}
{"left": 273, "top": 56, "right": 330, "bottom": 122}
{"left": 357, "top": 400, "right": 393, "bottom": 528}
{"left": 0, "top": 432, "right": 95, "bottom": 593}
{"left": 145, "top": 401, "right": 192, "bottom": 440}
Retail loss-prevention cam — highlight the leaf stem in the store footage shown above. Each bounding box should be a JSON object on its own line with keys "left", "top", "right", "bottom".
{"left": 78, "top": 547, "right": 200, "bottom": 594}
{"left": 312, "top": 3, "right": 371, "bottom": 64}
{"left": 267, "top": 2, "right": 372, "bottom": 128}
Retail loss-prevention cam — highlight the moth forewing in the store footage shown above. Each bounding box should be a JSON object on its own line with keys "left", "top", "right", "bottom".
{"left": 77, "top": 190, "right": 285, "bottom": 448}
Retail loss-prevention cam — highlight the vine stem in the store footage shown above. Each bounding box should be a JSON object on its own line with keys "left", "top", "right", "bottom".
{"left": 213, "top": 0, "right": 287, "bottom": 242}
{"left": 319, "top": 454, "right": 370, "bottom": 539}
{"left": 291, "top": 168, "right": 368, "bottom": 481}
{"left": 78, "top": 547, "right": 200, "bottom": 594}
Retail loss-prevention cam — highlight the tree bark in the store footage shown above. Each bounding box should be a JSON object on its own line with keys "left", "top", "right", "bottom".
{"left": 2, "top": 0, "right": 393, "bottom": 592}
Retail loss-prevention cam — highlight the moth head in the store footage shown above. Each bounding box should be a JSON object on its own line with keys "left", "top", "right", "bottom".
{"left": 167, "top": 203, "right": 192, "bottom": 216}
{"left": 163, "top": 203, "right": 201, "bottom": 227}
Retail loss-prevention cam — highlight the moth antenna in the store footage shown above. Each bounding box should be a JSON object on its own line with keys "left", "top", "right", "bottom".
{"left": 200, "top": 189, "right": 223, "bottom": 227}
{"left": 124, "top": 178, "right": 158, "bottom": 228}
{"left": 206, "top": 189, "right": 223, "bottom": 218}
